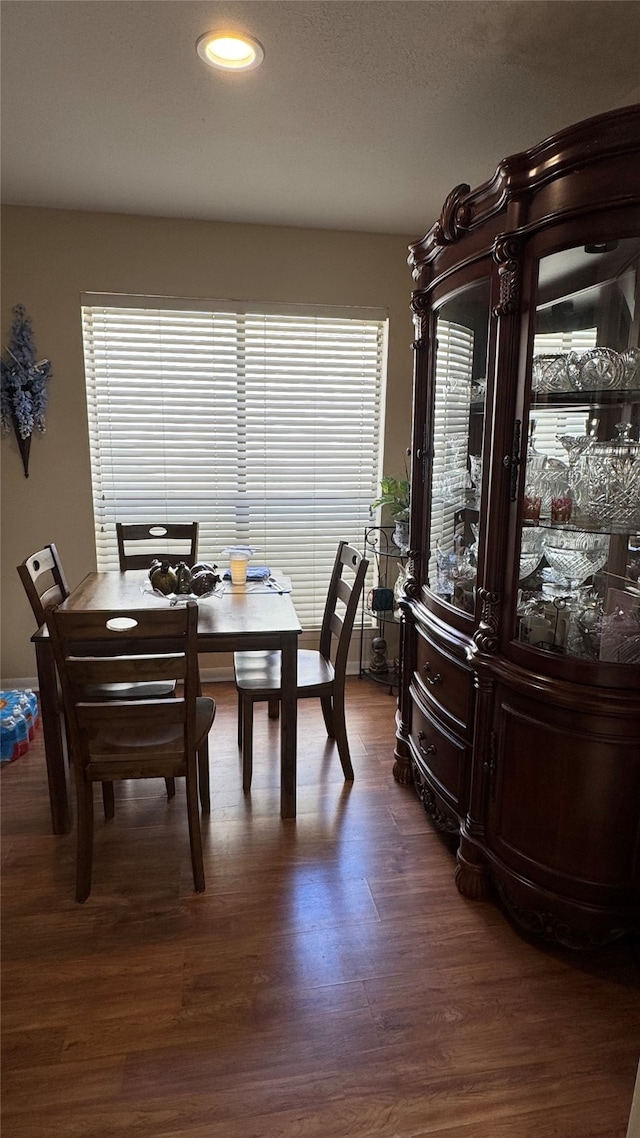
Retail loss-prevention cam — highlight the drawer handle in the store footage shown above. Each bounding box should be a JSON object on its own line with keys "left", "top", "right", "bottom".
{"left": 418, "top": 730, "right": 436, "bottom": 757}
{"left": 423, "top": 661, "right": 443, "bottom": 686}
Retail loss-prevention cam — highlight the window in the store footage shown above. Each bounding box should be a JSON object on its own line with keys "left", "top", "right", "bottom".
{"left": 81, "top": 296, "right": 387, "bottom": 626}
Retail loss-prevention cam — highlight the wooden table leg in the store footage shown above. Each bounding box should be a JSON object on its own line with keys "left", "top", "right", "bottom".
{"left": 280, "top": 634, "right": 298, "bottom": 819}
{"left": 35, "top": 637, "right": 71, "bottom": 834}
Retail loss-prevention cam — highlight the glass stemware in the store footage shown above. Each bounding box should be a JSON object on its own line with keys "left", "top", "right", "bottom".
{"left": 566, "top": 586, "right": 604, "bottom": 660}
{"left": 622, "top": 347, "right": 640, "bottom": 389}
{"left": 519, "top": 527, "right": 544, "bottom": 579}
{"left": 558, "top": 428, "right": 597, "bottom": 516}
{"left": 468, "top": 454, "right": 482, "bottom": 508}
{"left": 435, "top": 541, "right": 475, "bottom": 599}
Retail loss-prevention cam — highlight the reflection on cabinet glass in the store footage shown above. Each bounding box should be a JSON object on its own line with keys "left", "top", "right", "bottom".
{"left": 429, "top": 279, "right": 490, "bottom": 613}
{"left": 517, "top": 238, "right": 640, "bottom": 663}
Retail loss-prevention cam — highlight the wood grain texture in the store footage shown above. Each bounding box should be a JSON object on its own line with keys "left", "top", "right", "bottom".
{"left": 2, "top": 679, "right": 639, "bottom": 1138}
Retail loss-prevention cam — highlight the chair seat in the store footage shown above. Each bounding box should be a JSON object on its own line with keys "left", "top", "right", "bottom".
{"left": 234, "top": 649, "right": 334, "bottom": 696}
{"left": 86, "top": 696, "right": 215, "bottom": 769}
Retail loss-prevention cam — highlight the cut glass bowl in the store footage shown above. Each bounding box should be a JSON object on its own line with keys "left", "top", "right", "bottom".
{"left": 567, "top": 347, "right": 625, "bottom": 391}
{"left": 542, "top": 530, "right": 609, "bottom": 588}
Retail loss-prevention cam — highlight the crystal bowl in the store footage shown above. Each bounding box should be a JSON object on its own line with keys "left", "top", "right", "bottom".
{"left": 567, "top": 347, "right": 625, "bottom": 391}
{"left": 542, "top": 530, "right": 609, "bottom": 587}
{"left": 531, "top": 354, "right": 572, "bottom": 393}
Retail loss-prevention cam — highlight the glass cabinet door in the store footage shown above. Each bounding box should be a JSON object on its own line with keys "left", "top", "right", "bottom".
{"left": 516, "top": 236, "right": 640, "bottom": 663}
{"left": 428, "top": 278, "right": 491, "bottom": 614}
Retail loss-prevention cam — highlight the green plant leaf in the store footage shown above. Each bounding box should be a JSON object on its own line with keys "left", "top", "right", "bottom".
{"left": 370, "top": 475, "right": 410, "bottom": 518}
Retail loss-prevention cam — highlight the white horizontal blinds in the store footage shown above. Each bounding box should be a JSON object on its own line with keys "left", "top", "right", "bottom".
{"left": 82, "top": 300, "right": 386, "bottom": 627}
{"left": 534, "top": 329, "right": 598, "bottom": 356}
{"left": 532, "top": 328, "right": 597, "bottom": 462}
{"left": 242, "top": 314, "right": 384, "bottom": 610}
{"left": 428, "top": 319, "right": 474, "bottom": 585}
{"left": 83, "top": 306, "right": 243, "bottom": 561}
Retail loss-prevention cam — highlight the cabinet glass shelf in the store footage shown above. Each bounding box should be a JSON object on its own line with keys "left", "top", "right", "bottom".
{"left": 532, "top": 388, "right": 640, "bottom": 408}
{"left": 524, "top": 519, "right": 640, "bottom": 537}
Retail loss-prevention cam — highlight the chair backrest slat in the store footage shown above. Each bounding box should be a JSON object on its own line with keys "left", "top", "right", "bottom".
{"left": 59, "top": 607, "right": 191, "bottom": 641}
{"left": 329, "top": 612, "right": 344, "bottom": 640}
{"left": 67, "top": 653, "right": 187, "bottom": 690}
{"left": 77, "top": 699, "right": 186, "bottom": 732}
{"left": 335, "top": 578, "right": 351, "bottom": 607}
{"left": 116, "top": 522, "right": 199, "bottom": 570}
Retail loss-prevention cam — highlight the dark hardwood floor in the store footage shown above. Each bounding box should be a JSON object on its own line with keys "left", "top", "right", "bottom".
{"left": 2, "top": 678, "right": 639, "bottom": 1137}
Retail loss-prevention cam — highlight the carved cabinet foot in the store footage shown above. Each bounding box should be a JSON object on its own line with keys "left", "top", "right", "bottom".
{"left": 392, "top": 753, "right": 413, "bottom": 785}
{"left": 393, "top": 728, "right": 414, "bottom": 785}
{"left": 455, "top": 844, "right": 489, "bottom": 900}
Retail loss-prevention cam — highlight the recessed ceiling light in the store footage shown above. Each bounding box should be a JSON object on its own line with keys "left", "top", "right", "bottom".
{"left": 196, "top": 31, "right": 264, "bottom": 72}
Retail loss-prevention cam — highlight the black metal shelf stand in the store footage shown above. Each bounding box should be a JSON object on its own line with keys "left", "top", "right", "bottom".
{"left": 359, "top": 525, "right": 405, "bottom": 694}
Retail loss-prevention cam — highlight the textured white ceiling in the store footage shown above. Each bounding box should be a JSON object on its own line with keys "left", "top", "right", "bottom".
{"left": 2, "top": 0, "right": 639, "bottom": 237}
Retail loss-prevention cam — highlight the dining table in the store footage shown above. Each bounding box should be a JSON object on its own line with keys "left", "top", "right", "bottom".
{"left": 32, "top": 571, "right": 302, "bottom": 833}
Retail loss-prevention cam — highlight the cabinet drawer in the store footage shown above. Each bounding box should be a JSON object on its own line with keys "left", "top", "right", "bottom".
{"left": 410, "top": 692, "right": 469, "bottom": 815}
{"left": 415, "top": 627, "right": 474, "bottom": 734}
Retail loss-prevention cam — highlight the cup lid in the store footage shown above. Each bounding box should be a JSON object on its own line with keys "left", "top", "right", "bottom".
{"left": 221, "top": 546, "right": 256, "bottom": 558}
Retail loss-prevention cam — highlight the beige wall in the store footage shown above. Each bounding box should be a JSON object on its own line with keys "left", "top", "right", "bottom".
{"left": 1, "top": 205, "right": 415, "bottom": 683}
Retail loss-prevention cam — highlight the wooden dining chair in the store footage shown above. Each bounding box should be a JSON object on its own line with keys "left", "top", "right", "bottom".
{"left": 114, "top": 523, "right": 210, "bottom": 810}
{"left": 48, "top": 601, "right": 215, "bottom": 901}
{"left": 234, "top": 541, "right": 369, "bottom": 791}
{"left": 18, "top": 545, "right": 175, "bottom": 700}
{"left": 17, "top": 544, "right": 182, "bottom": 812}
{"left": 17, "top": 543, "right": 70, "bottom": 627}
{"left": 115, "top": 522, "right": 199, "bottom": 570}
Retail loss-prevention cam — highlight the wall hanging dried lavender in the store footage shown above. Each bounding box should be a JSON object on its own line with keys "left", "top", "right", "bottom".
{"left": 1, "top": 305, "right": 52, "bottom": 477}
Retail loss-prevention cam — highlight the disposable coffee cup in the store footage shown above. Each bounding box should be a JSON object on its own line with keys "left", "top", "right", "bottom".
{"left": 229, "top": 550, "right": 250, "bottom": 585}
{"left": 221, "top": 546, "right": 256, "bottom": 586}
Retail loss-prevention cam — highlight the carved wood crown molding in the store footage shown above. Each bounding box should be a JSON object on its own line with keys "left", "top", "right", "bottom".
{"left": 433, "top": 183, "right": 471, "bottom": 246}
{"left": 407, "top": 102, "right": 640, "bottom": 279}
{"left": 472, "top": 588, "right": 501, "bottom": 656}
{"left": 410, "top": 292, "right": 430, "bottom": 343}
{"left": 401, "top": 550, "right": 421, "bottom": 600}
{"left": 492, "top": 235, "right": 522, "bottom": 317}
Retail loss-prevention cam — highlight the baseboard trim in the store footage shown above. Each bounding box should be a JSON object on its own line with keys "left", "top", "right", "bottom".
{"left": 3, "top": 660, "right": 363, "bottom": 692}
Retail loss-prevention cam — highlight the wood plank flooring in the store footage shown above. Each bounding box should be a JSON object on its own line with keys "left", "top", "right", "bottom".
{"left": 2, "top": 679, "right": 639, "bottom": 1137}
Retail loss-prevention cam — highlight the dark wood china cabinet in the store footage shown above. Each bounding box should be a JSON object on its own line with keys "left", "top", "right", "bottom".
{"left": 395, "top": 104, "right": 640, "bottom": 948}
